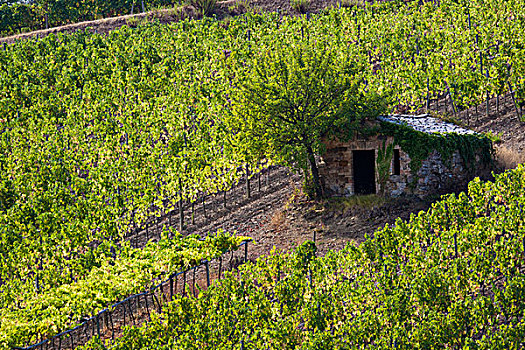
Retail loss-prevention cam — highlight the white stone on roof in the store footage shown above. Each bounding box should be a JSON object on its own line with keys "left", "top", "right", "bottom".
{"left": 378, "top": 114, "right": 477, "bottom": 135}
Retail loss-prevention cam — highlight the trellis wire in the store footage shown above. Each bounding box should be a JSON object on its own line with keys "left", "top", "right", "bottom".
{"left": 13, "top": 240, "right": 251, "bottom": 350}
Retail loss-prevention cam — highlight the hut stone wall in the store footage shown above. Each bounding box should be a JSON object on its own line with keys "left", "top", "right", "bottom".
{"left": 319, "top": 136, "right": 473, "bottom": 197}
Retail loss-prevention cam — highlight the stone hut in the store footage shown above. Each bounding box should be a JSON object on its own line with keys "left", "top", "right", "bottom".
{"left": 319, "top": 114, "right": 493, "bottom": 197}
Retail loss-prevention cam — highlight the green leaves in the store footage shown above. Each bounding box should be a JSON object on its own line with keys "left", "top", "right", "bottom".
{"left": 1, "top": 1, "right": 525, "bottom": 347}
{"left": 229, "top": 39, "right": 385, "bottom": 198}
{"left": 376, "top": 140, "right": 394, "bottom": 195}
{"left": 0, "top": 230, "right": 249, "bottom": 347}
{"left": 81, "top": 165, "right": 525, "bottom": 350}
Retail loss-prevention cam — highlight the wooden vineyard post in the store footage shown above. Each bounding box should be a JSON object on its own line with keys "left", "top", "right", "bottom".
{"left": 35, "top": 273, "right": 39, "bottom": 294}
{"left": 170, "top": 275, "right": 174, "bottom": 300}
{"left": 202, "top": 195, "right": 207, "bottom": 219}
{"left": 191, "top": 201, "right": 195, "bottom": 225}
{"left": 508, "top": 82, "right": 521, "bottom": 121}
{"left": 205, "top": 260, "right": 210, "bottom": 288}
{"left": 193, "top": 267, "right": 197, "bottom": 297}
{"left": 183, "top": 271, "right": 187, "bottom": 297}
{"left": 178, "top": 189, "right": 184, "bottom": 232}
{"left": 96, "top": 313, "right": 101, "bottom": 339}
{"left": 486, "top": 70, "right": 490, "bottom": 118}
{"left": 445, "top": 90, "right": 450, "bottom": 116}
{"left": 102, "top": 308, "right": 108, "bottom": 334}
{"left": 446, "top": 82, "right": 457, "bottom": 119}
{"left": 109, "top": 312, "right": 115, "bottom": 340}
{"left": 175, "top": 272, "right": 178, "bottom": 295}
{"left": 486, "top": 91, "right": 490, "bottom": 118}
{"left": 522, "top": 233, "right": 525, "bottom": 258}
{"left": 45, "top": 6, "right": 49, "bottom": 30}
{"left": 426, "top": 77, "right": 430, "bottom": 113}
{"left": 246, "top": 164, "right": 251, "bottom": 199}
{"left": 451, "top": 93, "right": 458, "bottom": 119}
{"left": 454, "top": 231, "right": 458, "bottom": 259}
{"left": 152, "top": 291, "right": 162, "bottom": 313}
{"left": 144, "top": 293, "right": 150, "bottom": 321}
{"left": 128, "top": 298, "right": 136, "bottom": 325}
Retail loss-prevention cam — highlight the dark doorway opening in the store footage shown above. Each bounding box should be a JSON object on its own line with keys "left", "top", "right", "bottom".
{"left": 353, "top": 150, "right": 376, "bottom": 195}
{"left": 393, "top": 149, "right": 401, "bottom": 175}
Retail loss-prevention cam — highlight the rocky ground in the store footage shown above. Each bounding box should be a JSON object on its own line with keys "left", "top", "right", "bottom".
{"left": 154, "top": 92, "right": 525, "bottom": 262}
{"left": 122, "top": 164, "right": 435, "bottom": 262}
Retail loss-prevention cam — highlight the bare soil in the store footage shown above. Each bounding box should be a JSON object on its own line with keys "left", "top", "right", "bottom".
{"left": 0, "top": 6, "right": 198, "bottom": 45}
{"left": 122, "top": 165, "right": 433, "bottom": 261}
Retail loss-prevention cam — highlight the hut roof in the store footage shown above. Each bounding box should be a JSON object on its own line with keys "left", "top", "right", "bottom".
{"left": 378, "top": 114, "right": 477, "bottom": 135}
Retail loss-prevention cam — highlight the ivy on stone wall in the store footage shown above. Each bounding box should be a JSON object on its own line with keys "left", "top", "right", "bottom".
{"left": 378, "top": 121, "right": 494, "bottom": 176}
{"left": 376, "top": 140, "right": 394, "bottom": 195}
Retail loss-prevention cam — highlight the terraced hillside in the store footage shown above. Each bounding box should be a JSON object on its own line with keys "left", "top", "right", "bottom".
{"left": 1, "top": 0, "right": 525, "bottom": 348}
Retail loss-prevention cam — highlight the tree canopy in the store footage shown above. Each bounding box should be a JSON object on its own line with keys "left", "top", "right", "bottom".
{"left": 230, "top": 40, "right": 386, "bottom": 198}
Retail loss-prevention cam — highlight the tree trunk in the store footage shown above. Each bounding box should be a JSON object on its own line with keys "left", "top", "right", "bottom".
{"left": 306, "top": 144, "right": 322, "bottom": 199}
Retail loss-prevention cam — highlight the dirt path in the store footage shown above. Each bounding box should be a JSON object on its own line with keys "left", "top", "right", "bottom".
{"left": 123, "top": 163, "right": 434, "bottom": 263}
{"left": 42, "top": 164, "right": 431, "bottom": 349}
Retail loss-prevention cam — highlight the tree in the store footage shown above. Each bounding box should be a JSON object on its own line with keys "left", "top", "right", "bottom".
{"left": 230, "top": 40, "right": 385, "bottom": 199}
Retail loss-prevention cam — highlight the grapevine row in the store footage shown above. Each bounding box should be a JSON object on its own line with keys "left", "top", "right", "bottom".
{"left": 0, "top": 230, "right": 249, "bottom": 349}
{"left": 1, "top": 0, "right": 524, "bottom": 344}
{"left": 82, "top": 166, "right": 525, "bottom": 349}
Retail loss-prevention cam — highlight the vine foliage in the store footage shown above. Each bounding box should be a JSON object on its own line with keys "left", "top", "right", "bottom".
{"left": 379, "top": 121, "right": 494, "bottom": 178}
{"left": 376, "top": 139, "right": 394, "bottom": 195}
